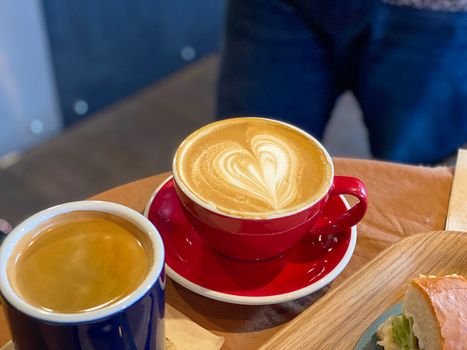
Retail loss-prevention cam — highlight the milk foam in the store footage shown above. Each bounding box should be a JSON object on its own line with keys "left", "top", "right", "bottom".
{"left": 176, "top": 118, "right": 332, "bottom": 218}
{"left": 193, "top": 133, "right": 298, "bottom": 211}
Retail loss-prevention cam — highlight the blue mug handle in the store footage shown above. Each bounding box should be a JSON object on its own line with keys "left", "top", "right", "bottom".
{"left": 0, "top": 220, "right": 8, "bottom": 305}
{"left": 0, "top": 219, "right": 12, "bottom": 245}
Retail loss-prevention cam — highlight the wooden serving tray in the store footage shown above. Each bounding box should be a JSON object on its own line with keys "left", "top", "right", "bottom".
{"left": 259, "top": 231, "right": 467, "bottom": 349}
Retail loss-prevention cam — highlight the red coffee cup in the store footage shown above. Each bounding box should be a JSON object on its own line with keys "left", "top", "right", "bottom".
{"left": 173, "top": 118, "right": 367, "bottom": 262}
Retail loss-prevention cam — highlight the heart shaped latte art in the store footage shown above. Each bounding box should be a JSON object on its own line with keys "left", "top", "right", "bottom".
{"left": 193, "top": 134, "right": 300, "bottom": 213}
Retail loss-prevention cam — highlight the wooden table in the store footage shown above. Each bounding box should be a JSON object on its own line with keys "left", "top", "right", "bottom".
{"left": 0, "top": 158, "right": 454, "bottom": 349}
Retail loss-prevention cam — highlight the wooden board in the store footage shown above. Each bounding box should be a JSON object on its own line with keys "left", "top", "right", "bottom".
{"left": 446, "top": 149, "right": 467, "bottom": 230}
{"left": 82, "top": 163, "right": 453, "bottom": 350}
{"left": 259, "top": 231, "right": 467, "bottom": 349}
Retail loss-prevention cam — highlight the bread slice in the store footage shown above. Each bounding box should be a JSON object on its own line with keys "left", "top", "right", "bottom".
{"left": 403, "top": 275, "right": 467, "bottom": 350}
{"left": 377, "top": 275, "right": 467, "bottom": 350}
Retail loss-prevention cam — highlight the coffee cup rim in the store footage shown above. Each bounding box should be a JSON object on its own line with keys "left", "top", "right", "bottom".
{"left": 172, "top": 117, "right": 335, "bottom": 220}
{"left": 0, "top": 200, "right": 165, "bottom": 324}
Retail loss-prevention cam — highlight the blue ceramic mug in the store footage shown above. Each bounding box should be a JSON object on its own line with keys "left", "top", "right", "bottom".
{"left": 0, "top": 201, "right": 165, "bottom": 350}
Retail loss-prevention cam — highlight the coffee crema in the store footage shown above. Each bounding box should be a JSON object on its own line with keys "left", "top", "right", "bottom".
{"left": 174, "top": 118, "right": 332, "bottom": 218}
{"left": 8, "top": 211, "right": 152, "bottom": 313}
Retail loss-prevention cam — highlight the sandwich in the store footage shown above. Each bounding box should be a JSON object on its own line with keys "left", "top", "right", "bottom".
{"left": 377, "top": 274, "right": 466, "bottom": 350}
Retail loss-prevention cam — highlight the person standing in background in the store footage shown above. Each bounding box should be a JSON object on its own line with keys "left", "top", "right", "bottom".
{"left": 217, "top": 0, "right": 467, "bottom": 164}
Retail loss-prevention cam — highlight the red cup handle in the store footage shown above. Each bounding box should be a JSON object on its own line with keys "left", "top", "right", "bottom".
{"left": 310, "top": 176, "right": 368, "bottom": 235}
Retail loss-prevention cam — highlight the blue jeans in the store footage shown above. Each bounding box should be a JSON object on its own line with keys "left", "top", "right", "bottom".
{"left": 217, "top": 0, "right": 467, "bottom": 164}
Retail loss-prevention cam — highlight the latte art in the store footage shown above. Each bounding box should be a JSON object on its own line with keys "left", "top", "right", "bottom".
{"left": 194, "top": 133, "right": 299, "bottom": 211}
{"left": 175, "top": 118, "right": 332, "bottom": 218}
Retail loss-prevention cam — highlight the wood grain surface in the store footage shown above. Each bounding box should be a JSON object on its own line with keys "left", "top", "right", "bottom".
{"left": 446, "top": 149, "right": 467, "bottom": 230}
{"left": 85, "top": 160, "right": 453, "bottom": 350}
{"left": 0, "top": 159, "right": 455, "bottom": 349}
{"left": 259, "top": 231, "right": 467, "bottom": 350}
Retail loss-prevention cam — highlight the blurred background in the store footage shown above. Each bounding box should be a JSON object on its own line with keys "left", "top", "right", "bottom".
{"left": 0, "top": 0, "right": 458, "bottom": 225}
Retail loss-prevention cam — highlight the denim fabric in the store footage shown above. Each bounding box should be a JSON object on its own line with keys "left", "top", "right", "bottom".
{"left": 217, "top": 0, "right": 467, "bottom": 163}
